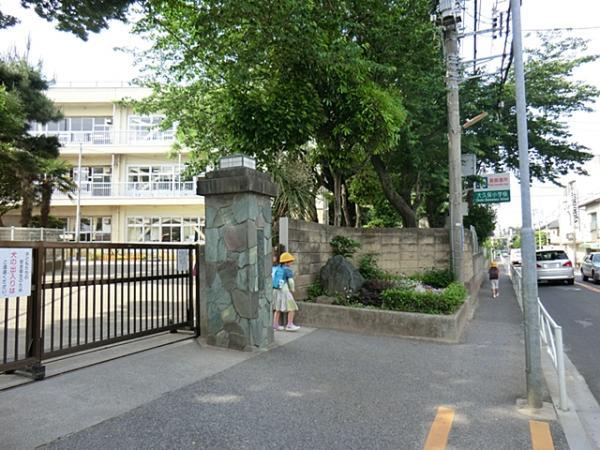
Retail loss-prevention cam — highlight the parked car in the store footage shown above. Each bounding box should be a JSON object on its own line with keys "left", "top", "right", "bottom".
{"left": 536, "top": 249, "right": 575, "bottom": 284}
{"left": 510, "top": 249, "right": 522, "bottom": 265}
{"left": 581, "top": 252, "right": 600, "bottom": 284}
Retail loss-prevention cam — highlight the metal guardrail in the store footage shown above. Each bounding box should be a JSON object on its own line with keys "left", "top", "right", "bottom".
{"left": 538, "top": 300, "right": 568, "bottom": 410}
{"left": 509, "top": 263, "right": 524, "bottom": 311}
{"left": 509, "top": 262, "right": 568, "bottom": 411}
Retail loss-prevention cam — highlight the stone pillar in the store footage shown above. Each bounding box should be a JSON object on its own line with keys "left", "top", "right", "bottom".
{"left": 197, "top": 165, "right": 278, "bottom": 350}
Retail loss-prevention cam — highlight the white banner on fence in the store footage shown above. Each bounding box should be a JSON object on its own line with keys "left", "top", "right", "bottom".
{"left": 0, "top": 248, "right": 33, "bottom": 297}
{"left": 177, "top": 249, "right": 190, "bottom": 272}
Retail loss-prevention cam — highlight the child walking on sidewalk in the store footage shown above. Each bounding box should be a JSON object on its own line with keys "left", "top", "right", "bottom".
{"left": 489, "top": 261, "right": 500, "bottom": 298}
{"left": 272, "top": 252, "right": 300, "bottom": 331}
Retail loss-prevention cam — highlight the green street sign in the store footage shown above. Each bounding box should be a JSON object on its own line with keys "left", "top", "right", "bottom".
{"left": 473, "top": 190, "right": 511, "bottom": 204}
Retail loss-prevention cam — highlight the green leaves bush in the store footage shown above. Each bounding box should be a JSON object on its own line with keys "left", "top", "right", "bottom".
{"left": 358, "top": 254, "right": 386, "bottom": 280}
{"left": 410, "top": 268, "right": 454, "bottom": 288}
{"left": 330, "top": 235, "right": 360, "bottom": 258}
{"left": 306, "top": 281, "right": 325, "bottom": 301}
{"left": 381, "top": 282, "right": 467, "bottom": 315}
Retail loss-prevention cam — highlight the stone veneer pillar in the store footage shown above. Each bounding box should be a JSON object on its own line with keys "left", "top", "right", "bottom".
{"left": 197, "top": 166, "right": 278, "bottom": 350}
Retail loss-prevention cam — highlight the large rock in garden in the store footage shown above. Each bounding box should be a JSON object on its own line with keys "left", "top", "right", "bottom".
{"left": 320, "top": 255, "right": 365, "bottom": 296}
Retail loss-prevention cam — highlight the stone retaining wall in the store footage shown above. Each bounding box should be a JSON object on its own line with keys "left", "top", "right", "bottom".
{"left": 295, "top": 294, "right": 477, "bottom": 343}
{"left": 284, "top": 219, "right": 479, "bottom": 299}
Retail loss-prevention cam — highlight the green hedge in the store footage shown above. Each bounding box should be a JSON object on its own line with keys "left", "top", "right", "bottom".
{"left": 381, "top": 282, "right": 467, "bottom": 315}
{"left": 410, "top": 268, "right": 454, "bottom": 288}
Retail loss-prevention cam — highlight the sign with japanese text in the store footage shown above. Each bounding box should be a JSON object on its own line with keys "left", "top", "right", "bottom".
{"left": 177, "top": 249, "right": 190, "bottom": 272}
{"left": 473, "top": 173, "right": 511, "bottom": 204}
{"left": 461, "top": 154, "right": 476, "bottom": 177}
{"left": 567, "top": 181, "right": 579, "bottom": 225}
{"left": 0, "top": 248, "right": 33, "bottom": 298}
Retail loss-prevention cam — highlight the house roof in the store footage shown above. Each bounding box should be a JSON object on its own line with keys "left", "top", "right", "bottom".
{"left": 580, "top": 195, "right": 600, "bottom": 207}
{"left": 546, "top": 220, "right": 559, "bottom": 229}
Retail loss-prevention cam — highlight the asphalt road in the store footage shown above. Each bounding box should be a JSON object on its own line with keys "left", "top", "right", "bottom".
{"left": 537, "top": 275, "right": 600, "bottom": 404}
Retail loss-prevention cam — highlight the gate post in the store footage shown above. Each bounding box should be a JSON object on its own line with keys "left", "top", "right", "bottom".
{"left": 197, "top": 157, "right": 278, "bottom": 350}
{"left": 27, "top": 244, "right": 45, "bottom": 380}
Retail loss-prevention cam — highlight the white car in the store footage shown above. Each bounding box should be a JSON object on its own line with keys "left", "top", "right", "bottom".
{"left": 581, "top": 252, "right": 600, "bottom": 284}
{"left": 510, "top": 249, "right": 522, "bottom": 266}
{"left": 536, "top": 249, "right": 575, "bottom": 285}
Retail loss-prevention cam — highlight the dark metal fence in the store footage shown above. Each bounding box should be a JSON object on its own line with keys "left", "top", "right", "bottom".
{"left": 1, "top": 241, "right": 200, "bottom": 380}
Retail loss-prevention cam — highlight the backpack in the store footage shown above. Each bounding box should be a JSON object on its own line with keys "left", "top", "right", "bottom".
{"left": 272, "top": 265, "right": 285, "bottom": 289}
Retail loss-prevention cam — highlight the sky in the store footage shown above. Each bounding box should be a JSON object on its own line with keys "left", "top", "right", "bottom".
{"left": 0, "top": 0, "right": 599, "bottom": 230}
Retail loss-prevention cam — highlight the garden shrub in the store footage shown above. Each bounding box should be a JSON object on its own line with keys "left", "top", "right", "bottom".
{"left": 411, "top": 268, "right": 454, "bottom": 289}
{"left": 358, "top": 279, "right": 396, "bottom": 307}
{"left": 381, "top": 282, "right": 466, "bottom": 315}
{"left": 306, "top": 280, "right": 325, "bottom": 301}
{"left": 358, "top": 254, "right": 386, "bottom": 280}
{"left": 329, "top": 235, "right": 360, "bottom": 258}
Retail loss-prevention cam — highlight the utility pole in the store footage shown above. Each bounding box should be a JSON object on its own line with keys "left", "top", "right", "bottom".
{"left": 75, "top": 142, "right": 83, "bottom": 243}
{"left": 438, "top": 1, "right": 464, "bottom": 283}
{"left": 511, "top": 0, "right": 543, "bottom": 409}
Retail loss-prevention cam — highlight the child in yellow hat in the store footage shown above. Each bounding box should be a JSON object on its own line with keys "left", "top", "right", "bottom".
{"left": 272, "top": 252, "right": 300, "bottom": 331}
{"left": 489, "top": 261, "right": 500, "bottom": 298}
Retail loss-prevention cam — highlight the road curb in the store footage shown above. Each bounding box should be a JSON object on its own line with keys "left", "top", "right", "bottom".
{"left": 542, "top": 349, "right": 600, "bottom": 449}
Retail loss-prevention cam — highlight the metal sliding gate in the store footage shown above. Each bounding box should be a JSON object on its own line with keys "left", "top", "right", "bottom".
{"left": 1, "top": 241, "right": 200, "bottom": 380}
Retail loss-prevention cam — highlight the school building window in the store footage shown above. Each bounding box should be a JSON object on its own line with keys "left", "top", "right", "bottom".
{"left": 126, "top": 216, "right": 202, "bottom": 243}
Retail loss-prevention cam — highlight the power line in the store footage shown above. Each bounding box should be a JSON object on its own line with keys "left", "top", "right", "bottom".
{"left": 523, "top": 26, "right": 600, "bottom": 32}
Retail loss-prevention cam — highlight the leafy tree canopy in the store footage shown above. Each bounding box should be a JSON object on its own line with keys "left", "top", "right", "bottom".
{"left": 462, "top": 33, "right": 598, "bottom": 184}
{"left": 1, "top": 0, "right": 135, "bottom": 40}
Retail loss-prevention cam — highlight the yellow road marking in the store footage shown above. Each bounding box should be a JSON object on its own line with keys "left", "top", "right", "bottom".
{"left": 423, "top": 407, "right": 455, "bottom": 450}
{"left": 530, "top": 420, "right": 555, "bottom": 450}
{"left": 575, "top": 281, "right": 600, "bottom": 294}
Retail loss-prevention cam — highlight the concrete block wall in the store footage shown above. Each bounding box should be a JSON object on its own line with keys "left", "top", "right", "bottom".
{"left": 286, "top": 220, "right": 454, "bottom": 299}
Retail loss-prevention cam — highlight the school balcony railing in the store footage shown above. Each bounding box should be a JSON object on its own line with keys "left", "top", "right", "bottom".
{"left": 29, "top": 129, "right": 175, "bottom": 145}
{"left": 53, "top": 181, "right": 197, "bottom": 199}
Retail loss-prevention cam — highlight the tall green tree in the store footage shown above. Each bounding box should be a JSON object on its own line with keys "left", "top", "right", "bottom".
{"left": 0, "top": 56, "right": 65, "bottom": 227}
{"left": 462, "top": 33, "right": 598, "bottom": 182}
{"left": 38, "top": 158, "right": 75, "bottom": 227}
{"left": 132, "top": 1, "right": 418, "bottom": 226}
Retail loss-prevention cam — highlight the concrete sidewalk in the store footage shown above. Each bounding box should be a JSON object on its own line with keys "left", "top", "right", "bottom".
{"left": 1, "top": 275, "right": 570, "bottom": 449}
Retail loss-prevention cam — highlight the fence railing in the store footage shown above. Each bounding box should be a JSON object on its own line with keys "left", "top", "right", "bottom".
{"left": 509, "top": 263, "right": 568, "bottom": 411}
{"left": 1, "top": 241, "right": 200, "bottom": 380}
{"left": 53, "top": 181, "right": 197, "bottom": 199}
{"left": 30, "top": 129, "right": 175, "bottom": 146}
{"left": 538, "top": 300, "right": 568, "bottom": 410}
{"left": 0, "top": 227, "right": 68, "bottom": 242}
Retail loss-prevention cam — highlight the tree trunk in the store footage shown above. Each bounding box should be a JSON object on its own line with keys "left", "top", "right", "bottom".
{"left": 355, "top": 203, "right": 361, "bottom": 228}
{"left": 20, "top": 178, "right": 34, "bottom": 227}
{"left": 370, "top": 155, "right": 418, "bottom": 228}
{"left": 341, "top": 183, "right": 351, "bottom": 227}
{"left": 40, "top": 185, "right": 52, "bottom": 228}
{"left": 307, "top": 198, "right": 318, "bottom": 223}
{"left": 332, "top": 170, "right": 342, "bottom": 227}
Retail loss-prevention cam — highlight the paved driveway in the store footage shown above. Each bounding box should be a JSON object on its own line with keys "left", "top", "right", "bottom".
{"left": 45, "top": 277, "right": 568, "bottom": 450}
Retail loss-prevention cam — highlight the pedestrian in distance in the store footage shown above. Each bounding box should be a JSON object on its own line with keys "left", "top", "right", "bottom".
{"left": 272, "top": 252, "right": 300, "bottom": 331}
{"left": 489, "top": 261, "right": 500, "bottom": 298}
